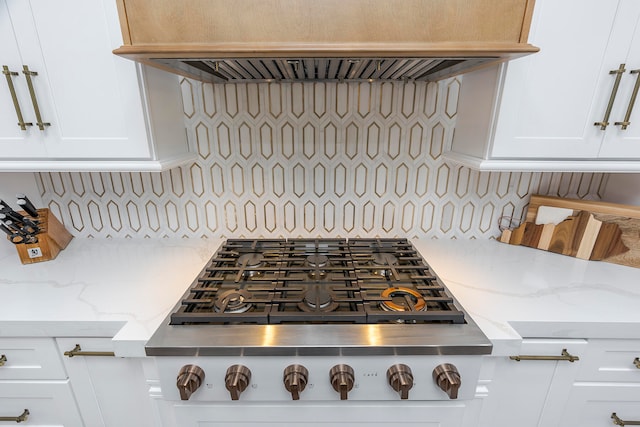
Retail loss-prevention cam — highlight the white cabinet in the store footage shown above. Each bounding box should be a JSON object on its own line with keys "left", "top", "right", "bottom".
{"left": 57, "top": 338, "right": 155, "bottom": 427}
{"left": 0, "top": 337, "right": 84, "bottom": 426}
{"left": 0, "top": 0, "right": 195, "bottom": 172}
{"left": 558, "top": 339, "right": 640, "bottom": 427}
{"left": 478, "top": 339, "right": 587, "bottom": 427}
{"left": 447, "top": 0, "right": 640, "bottom": 172}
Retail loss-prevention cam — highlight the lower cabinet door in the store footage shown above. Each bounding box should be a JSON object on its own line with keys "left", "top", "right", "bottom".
{"left": 0, "top": 380, "right": 84, "bottom": 426}
{"left": 172, "top": 402, "right": 468, "bottom": 427}
{"left": 559, "top": 383, "right": 640, "bottom": 427}
{"left": 57, "top": 338, "right": 155, "bottom": 427}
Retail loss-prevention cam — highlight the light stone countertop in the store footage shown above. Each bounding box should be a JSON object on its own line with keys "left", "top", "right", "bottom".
{"left": 413, "top": 239, "right": 640, "bottom": 354}
{"left": 0, "top": 237, "right": 222, "bottom": 356}
{"left": 1, "top": 237, "right": 639, "bottom": 357}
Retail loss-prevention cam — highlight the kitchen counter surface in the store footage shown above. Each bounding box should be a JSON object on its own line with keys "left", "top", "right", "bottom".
{"left": 1, "top": 237, "right": 639, "bottom": 357}
{"left": 0, "top": 237, "right": 222, "bottom": 356}
{"left": 413, "top": 239, "right": 640, "bottom": 354}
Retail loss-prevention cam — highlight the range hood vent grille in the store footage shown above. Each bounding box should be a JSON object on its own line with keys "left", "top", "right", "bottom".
{"left": 155, "top": 57, "right": 497, "bottom": 83}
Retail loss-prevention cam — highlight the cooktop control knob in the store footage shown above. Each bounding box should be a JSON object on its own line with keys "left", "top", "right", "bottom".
{"left": 386, "top": 364, "right": 413, "bottom": 399}
{"left": 283, "top": 364, "right": 309, "bottom": 400}
{"left": 176, "top": 364, "right": 205, "bottom": 401}
{"left": 330, "top": 364, "right": 355, "bottom": 400}
{"left": 225, "top": 365, "right": 252, "bottom": 400}
{"left": 432, "top": 363, "right": 461, "bottom": 399}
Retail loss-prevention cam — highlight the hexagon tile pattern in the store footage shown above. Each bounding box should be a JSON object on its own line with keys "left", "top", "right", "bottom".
{"left": 37, "top": 80, "right": 608, "bottom": 239}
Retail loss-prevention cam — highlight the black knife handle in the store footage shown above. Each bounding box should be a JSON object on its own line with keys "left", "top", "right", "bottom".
{"left": 2, "top": 220, "right": 21, "bottom": 233}
{"left": 17, "top": 198, "right": 39, "bottom": 218}
{"left": 1, "top": 207, "right": 25, "bottom": 223}
{"left": 0, "top": 223, "right": 13, "bottom": 236}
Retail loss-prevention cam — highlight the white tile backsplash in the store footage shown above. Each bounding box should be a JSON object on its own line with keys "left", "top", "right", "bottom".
{"left": 36, "top": 78, "right": 608, "bottom": 239}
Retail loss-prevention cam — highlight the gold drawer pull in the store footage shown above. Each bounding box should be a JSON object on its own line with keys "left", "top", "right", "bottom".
{"left": 21, "top": 65, "right": 50, "bottom": 131}
{"left": 63, "top": 344, "right": 115, "bottom": 358}
{"left": 0, "top": 354, "right": 6, "bottom": 366}
{"left": 0, "top": 409, "right": 29, "bottom": 423}
{"left": 634, "top": 357, "right": 640, "bottom": 369}
{"left": 595, "top": 63, "right": 626, "bottom": 130}
{"left": 612, "top": 412, "right": 640, "bottom": 426}
{"left": 2, "top": 66, "right": 32, "bottom": 130}
{"left": 615, "top": 69, "right": 640, "bottom": 130}
{"left": 509, "top": 348, "right": 579, "bottom": 362}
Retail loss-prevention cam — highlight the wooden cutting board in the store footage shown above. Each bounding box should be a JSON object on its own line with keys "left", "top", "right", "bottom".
{"left": 500, "top": 195, "right": 640, "bottom": 268}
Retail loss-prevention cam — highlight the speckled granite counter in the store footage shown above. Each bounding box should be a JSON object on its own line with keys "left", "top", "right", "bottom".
{"left": 1, "top": 237, "right": 639, "bottom": 358}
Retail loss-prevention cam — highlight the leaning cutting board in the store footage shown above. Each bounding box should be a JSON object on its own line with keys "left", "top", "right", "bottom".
{"left": 500, "top": 195, "right": 640, "bottom": 268}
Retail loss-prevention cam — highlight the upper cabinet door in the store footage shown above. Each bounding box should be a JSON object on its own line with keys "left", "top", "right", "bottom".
{"left": 599, "top": 1, "right": 640, "bottom": 158}
{"left": 448, "top": 0, "right": 640, "bottom": 171}
{"left": 7, "top": 0, "right": 151, "bottom": 159}
{"left": 0, "top": 1, "right": 47, "bottom": 156}
{"left": 490, "top": 0, "right": 620, "bottom": 159}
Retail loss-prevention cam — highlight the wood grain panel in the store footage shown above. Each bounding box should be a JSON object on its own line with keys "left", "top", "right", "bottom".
{"left": 117, "top": 0, "right": 532, "bottom": 45}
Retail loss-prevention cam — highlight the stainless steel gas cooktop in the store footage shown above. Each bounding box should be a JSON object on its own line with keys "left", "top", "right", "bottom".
{"left": 146, "top": 238, "right": 491, "bottom": 357}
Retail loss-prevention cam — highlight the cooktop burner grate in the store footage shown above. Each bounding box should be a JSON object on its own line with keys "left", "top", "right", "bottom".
{"left": 170, "top": 238, "right": 465, "bottom": 325}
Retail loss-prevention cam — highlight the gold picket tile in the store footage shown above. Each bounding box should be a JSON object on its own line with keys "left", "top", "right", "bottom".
{"left": 259, "top": 123, "right": 274, "bottom": 159}
{"left": 87, "top": 200, "right": 103, "bottom": 232}
{"left": 67, "top": 200, "right": 84, "bottom": 232}
{"left": 201, "top": 83, "right": 216, "bottom": 118}
{"left": 145, "top": 201, "right": 161, "bottom": 232}
{"left": 106, "top": 200, "right": 122, "bottom": 233}
{"left": 70, "top": 173, "right": 85, "bottom": 197}
{"left": 126, "top": 201, "right": 141, "bottom": 233}
{"left": 164, "top": 201, "right": 180, "bottom": 232}
{"left": 313, "top": 164, "right": 326, "bottom": 197}
{"left": 363, "top": 201, "right": 375, "bottom": 233}
{"left": 180, "top": 78, "right": 195, "bottom": 119}
{"left": 304, "top": 201, "right": 316, "bottom": 233}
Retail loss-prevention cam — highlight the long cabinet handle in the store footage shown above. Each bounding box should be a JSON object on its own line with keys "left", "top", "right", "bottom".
{"left": 509, "top": 348, "right": 579, "bottom": 362}
{"left": 0, "top": 409, "right": 29, "bottom": 423}
{"left": 63, "top": 344, "right": 115, "bottom": 358}
{"left": 21, "top": 65, "right": 50, "bottom": 131}
{"left": 0, "top": 354, "right": 6, "bottom": 366}
{"left": 612, "top": 412, "right": 640, "bottom": 426}
{"left": 595, "top": 63, "right": 626, "bottom": 130}
{"left": 2, "top": 66, "right": 33, "bottom": 131}
{"left": 615, "top": 69, "right": 640, "bottom": 130}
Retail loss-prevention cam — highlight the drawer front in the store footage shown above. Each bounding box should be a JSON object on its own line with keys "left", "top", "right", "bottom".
{"left": 560, "top": 383, "right": 640, "bottom": 427}
{"left": 0, "top": 338, "right": 67, "bottom": 380}
{"left": 173, "top": 402, "right": 468, "bottom": 427}
{"left": 0, "top": 380, "right": 83, "bottom": 426}
{"left": 576, "top": 339, "right": 640, "bottom": 382}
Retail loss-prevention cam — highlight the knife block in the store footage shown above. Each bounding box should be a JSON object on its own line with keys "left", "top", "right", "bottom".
{"left": 12, "top": 208, "right": 73, "bottom": 265}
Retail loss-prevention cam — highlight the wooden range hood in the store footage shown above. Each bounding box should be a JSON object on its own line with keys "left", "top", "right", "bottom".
{"left": 113, "top": 0, "right": 538, "bottom": 83}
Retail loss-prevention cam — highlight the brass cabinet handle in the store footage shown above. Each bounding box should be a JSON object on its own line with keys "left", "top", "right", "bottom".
{"left": 0, "top": 354, "right": 6, "bottom": 366}
{"left": 615, "top": 69, "right": 640, "bottom": 130}
{"left": 21, "top": 65, "right": 50, "bottom": 131}
{"left": 595, "top": 63, "right": 626, "bottom": 130}
{"left": 509, "top": 348, "right": 579, "bottom": 362}
{"left": 634, "top": 357, "right": 640, "bottom": 369}
{"left": 612, "top": 412, "right": 640, "bottom": 426}
{"left": 2, "top": 66, "right": 32, "bottom": 130}
{"left": 63, "top": 344, "right": 115, "bottom": 358}
{"left": 0, "top": 409, "right": 29, "bottom": 423}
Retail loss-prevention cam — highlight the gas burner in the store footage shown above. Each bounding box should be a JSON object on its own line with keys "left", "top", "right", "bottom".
{"left": 236, "top": 253, "right": 264, "bottom": 277}
{"left": 214, "top": 289, "right": 254, "bottom": 313}
{"left": 370, "top": 253, "right": 399, "bottom": 277}
{"left": 298, "top": 286, "right": 339, "bottom": 313}
{"left": 379, "top": 287, "right": 426, "bottom": 312}
{"left": 306, "top": 254, "right": 330, "bottom": 279}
